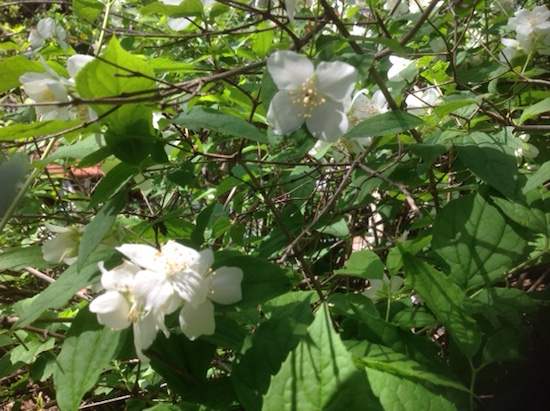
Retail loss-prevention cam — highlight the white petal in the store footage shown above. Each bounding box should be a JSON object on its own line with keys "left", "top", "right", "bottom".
{"left": 209, "top": 266, "right": 243, "bottom": 305}
{"left": 267, "top": 51, "right": 314, "bottom": 91}
{"left": 133, "top": 309, "right": 167, "bottom": 362}
{"left": 37, "top": 18, "right": 55, "bottom": 39}
{"left": 179, "top": 300, "right": 215, "bottom": 340}
{"left": 306, "top": 100, "right": 348, "bottom": 142}
{"left": 41, "top": 228, "right": 79, "bottom": 264}
{"left": 285, "top": 0, "right": 297, "bottom": 23}
{"left": 267, "top": 91, "right": 305, "bottom": 135}
{"left": 67, "top": 54, "right": 94, "bottom": 79}
{"left": 315, "top": 61, "right": 358, "bottom": 101}
{"left": 167, "top": 17, "right": 192, "bottom": 31}
{"left": 116, "top": 243, "right": 162, "bottom": 271}
{"left": 170, "top": 269, "right": 209, "bottom": 307}
{"left": 89, "top": 291, "right": 132, "bottom": 329}
{"left": 194, "top": 249, "right": 214, "bottom": 276}
{"left": 100, "top": 260, "right": 140, "bottom": 291}
{"left": 161, "top": 240, "right": 203, "bottom": 273}
{"left": 134, "top": 270, "right": 175, "bottom": 311}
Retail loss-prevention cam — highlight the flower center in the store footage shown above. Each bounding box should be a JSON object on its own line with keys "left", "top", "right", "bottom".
{"left": 289, "top": 77, "right": 326, "bottom": 119}
{"left": 42, "top": 89, "right": 56, "bottom": 101}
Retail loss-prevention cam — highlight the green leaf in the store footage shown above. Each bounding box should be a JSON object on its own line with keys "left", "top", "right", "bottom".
{"left": 0, "top": 56, "right": 46, "bottom": 93}
{"left": 171, "top": 107, "right": 267, "bottom": 143}
{"left": 344, "top": 111, "right": 424, "bottom": 139}
{"left": 523, "top": 160, "right": 550, "bottom": 194}
{"left": 15, "top": 249, "right": 120, "bottom": 328}
{"left": 432, "top": 193, "right": 527, "bottom": 290}
{"left": 75, "top": 37, "right": 156, "bottom": 116}
{"left": 454, "top": 132, "right": 519, "bottom": 199}
{"left": 73, "top": 0, "right": 105, "bottom": 22}
{"left": 402, "top": 252, "right": 481, "bottom": 358}
{"left": 364, "top": 368, "right": 461, "bottom": 410}
{"left": 482, "top": 327, "right": 526, "bottom": 365}
{"left": 0, "top": 120, "right": 82, "bottom": 141}
{"left": 518, "top": 97, "right": 550, "bottom": 125}
{"left": 88, "top": 162, "right": 135, "bottom": 209}
{"left": 54, "top": 307, "right": 124, "bottom": 411}
{"left": 251, "top": 28, "right": 274, "bottom": 58}
{"left": 140, "top": 0, "right": 204, "bottom": 17}
{"left": 40, "top": 136, "right": 103, "bottom": 164}
{"left": 232, "top": 295, "right": 314, "bottom": 411}
{"left": 357, "top": 343, "right": 469, "bottom": 393}
{"left": 77, "top": 190, "right": 126, "bottom": 270}
{"left": 263, "top": 303, "right": 382, "bottom": 411}
{"left": 0, "top": 245, "right": 53, "bottom": 270}
{"left": 491, "top": 194, "right": 549, "bottom": 236}
{"left": 334, "top": 249, "right": 384, "bottom": 279}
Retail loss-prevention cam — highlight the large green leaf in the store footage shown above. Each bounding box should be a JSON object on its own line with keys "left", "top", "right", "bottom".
{"left": 432, "top": 193, "right": 526, "bottom": 290}
{"left": 344, "top": 111, "right": 424, "bottom": 139}
{"left": 334, "top": 249, "right": 384, "bottom": 279}
{"left": 523, "top": 160, "right": 550, "bottom": 194}
{"left": 88, "top": 162, "right": 136, "bottom": 209}
{"left": 73, "top": 0, "right": 104, "bottom": 21}
{"left": 518, "top": 97, "right": 550, "bottom": 125}
{"left": 0, "top": 56, "right": 45, "bottom": 93}
{"left": 54, "top": 307, "right": 124, "bottom": 411}
{"left": 77, "top": 190, "right": 127, "bottom": 270}
{"left": 402, "top": 253, "right": 481, "bottom": 358}
{"left": 75, "top": 37, "right": 156, "bottom": 116}
{"left": 454, "top": 132, "right": 519, "bottom": 199}
{"left": 171, "top": 107, "right": 267, "bottom": 143}
{"left": 0, "top": 245, "right": 52, "bottom": 270}
{"left": 232, "top": 294, "right": 314, "bottom": 411}
{"left": 364, "top": 368, "right": 461, "bottom": 410}
{"left": 15, "top": 249, "right": 120, "bottom": 328}
{"left": 263, "top": 303, "right": 382, "bottom": 411}
{"left": 0, "top": 120, "right": 82, "bottom": 141}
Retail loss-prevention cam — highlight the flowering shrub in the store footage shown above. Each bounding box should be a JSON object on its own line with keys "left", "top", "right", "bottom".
{"left": 1, "top": 1, "right": 550, "bottom": 410}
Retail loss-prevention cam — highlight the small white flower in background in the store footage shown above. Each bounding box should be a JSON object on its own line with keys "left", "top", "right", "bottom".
{"left": 285, "top": 0, "right": 298, "bottom": 24}
{"left": 89, "top": 260, "right": 170, "bottom": 362}
{"left": 387, "top": 55, "right": 416, "bottom": 82}
{"left": 499, "top": 38, "right": 521, "bottom": 63}
{"left": 160, "top": 0, "right": 214, "bottom": 31}
{"left": 363, "top": 274, "right": 404, "bottom": 303}
{"left": 514, "top": 134, "right": 539, "bottom": 163}
{"left": 347, "top": 89, "right": 389, "bottom": 146}
{"left": 19, "top": 72, "right": 71, "bottom": 120}
{"left": 41, "top": 223, "right": 81, "bottom": 265}
{"left": 19, "top": 55, "right": 95, "bottom": 121}
{"left": 507, "top": 5, "right": 550, "bottom": 55}
{"left": 29, "top": 17, "right": 67, "bottom": 50}
{"left": 405, "top": 86, "right": 441, "bottom": 116}
{"left": 266, "top": 50, "right": 358, "bottom": 142}
{"left": 383, "top": 0, "right": 409, "bottom": 16}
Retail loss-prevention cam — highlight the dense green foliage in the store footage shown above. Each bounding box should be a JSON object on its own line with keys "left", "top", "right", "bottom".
{"left": 1, "top": 0, "right": 550, "bottom": 409}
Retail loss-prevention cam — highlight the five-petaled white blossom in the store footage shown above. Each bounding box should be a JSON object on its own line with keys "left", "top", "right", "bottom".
{"left": 19, "top": 55, "right": 95, "bottom": 121}
{"left": 266, "top": 50, "right": 358, "bottom": 142}
{"left": 347, "top": 89, "right": 389, "bottom": 147}
{"left": 405, "top": 86, "right": 441, "bottom": 116}
{"left": 507, "top": 5, "right": 550, "bottom": 55}
{"left": 29, "top": 17, "right": 67, "bottom": 50}
{"left": 90, "top": 240, "right": 243, "bottom": 358}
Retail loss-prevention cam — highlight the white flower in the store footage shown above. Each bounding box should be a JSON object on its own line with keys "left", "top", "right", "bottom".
{"left": 89, "top": 261, "right": 169, "bottom": 362}
{"left": 508, "top": 5, "right": 550, "bottom": 54}
{"left": 160, "top": 0, "right": 214, "bottom": 31}
{"left": 28, "top": 17, "right": 67, "bottom": 50}
{"left": 363, "top": 274, "right": 404, "bottom": 302}
{"left": 179, "top": 262, "right": 243, "bottom": 340}
{"left": 285, "top": 0, "right": 298, "bottom": 23}
{"left": 383, "top": 0, "right": 409, "bottom": 16}
{"left": 499, "top": 38, "right": 521, "bottom": 63}
{"left": 19, "top": 72, "right": 71, "bottom": 120}
{"left": 116, "top": 241, "right": 210, "bottom": 314}
{"left": 41, "top": 223, "right": 81, "bottom": 265}
{"left": 266, "top": 50, "right": 358, "bottom": 142}
{"left": 19, "top": 55, "right": 95, "bottom": 121}
{"left": 405, "top": 86, "right": 441, "bottom": 115}
{"left": 514, "top": 133, "right": 539, "bottom": 162}
{"left": 347, "top": 89, "right": 389, "bottom": 146}
{"left": 387, "top": 55, "right": 416, "bottom": 82}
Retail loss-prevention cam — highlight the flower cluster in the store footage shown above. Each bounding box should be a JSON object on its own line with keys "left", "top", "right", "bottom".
{"left": 89, "top": 241, "right": 243, "bottom": 361}
{"left": 19, "top": 55, "right": 95, "bottom": 121}
{"left": 501, "top": 5, "right": 550, "bottom": 61}
{"left": 29, "top": 17, "right": 67, "bottom": 50}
